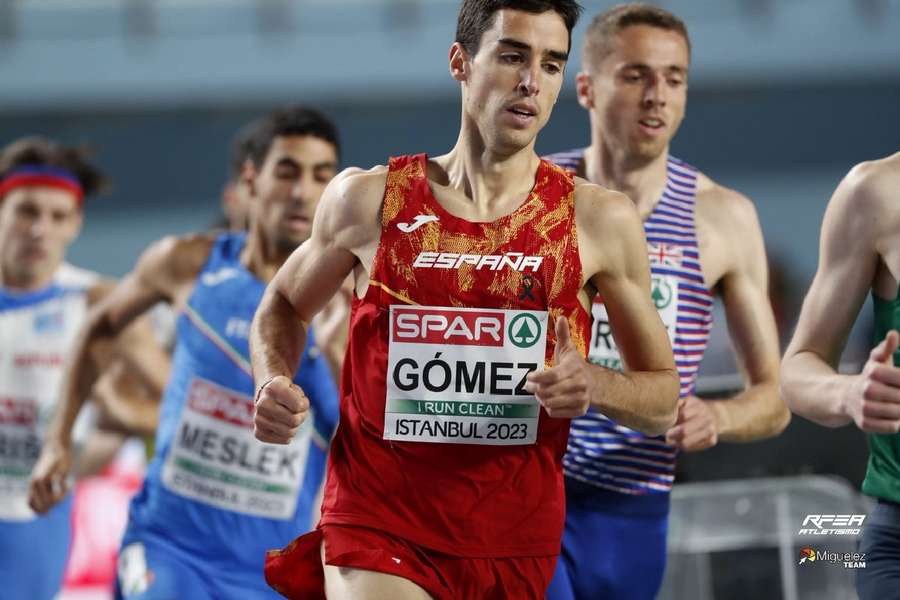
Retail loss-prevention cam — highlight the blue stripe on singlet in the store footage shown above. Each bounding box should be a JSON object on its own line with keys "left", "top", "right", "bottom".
{"left": 543, "top": 150, "right": 714, "bottom": 498}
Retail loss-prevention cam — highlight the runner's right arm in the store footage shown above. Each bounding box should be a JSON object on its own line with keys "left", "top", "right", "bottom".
{"left": 311, "top": 275, "right": 353, "bottom": 381}
{"left": 28, "top": 235, "right": 209, "bottom": 513}
{"left": 781, "top": 161, "right": 900, "bottom": 431}
{"left": 252, "top": 167, "right": 382, "bottom": 445}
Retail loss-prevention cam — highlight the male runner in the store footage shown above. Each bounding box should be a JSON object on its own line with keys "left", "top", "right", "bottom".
{"left": 222, "top": 118, "right": 350, "bottom": 381}
{"left": 29, "top": 106, "right": 342, "bottom": 600}
{"left": 781, "top": 152, "right": 900, "bottom": 599}
{"left": 544, "top": 5, "right": 790, "bottom": 599}
{"left": 251, "top": 2, "right": 679, "bottom": 599}
{"left": 0, "top": 136, "right": 165, "bottom": 600}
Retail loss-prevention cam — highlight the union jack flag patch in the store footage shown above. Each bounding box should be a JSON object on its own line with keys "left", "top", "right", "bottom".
{"left": 647, "top": 242, "right": 682, "bottom": 266}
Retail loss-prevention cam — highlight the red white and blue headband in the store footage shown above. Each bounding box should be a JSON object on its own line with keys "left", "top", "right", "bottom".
{"left": 0, "top": 165, "right": 85, "bottom": 207}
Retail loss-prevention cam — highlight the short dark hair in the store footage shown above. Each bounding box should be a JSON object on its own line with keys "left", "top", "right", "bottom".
{"left": 228, "top": 118, "right": 261, "bottom": 181}
{"left": 245, "top": 106, "right": 341, "bottom": 169}
{"left": 583, "top": 3, "right": 690, "bottom": 73}
{"left": 456, "top": 0, "right": 583, "bottom": 56}
{"left": 0, "top": 136, "right": 110, "bottom": 198}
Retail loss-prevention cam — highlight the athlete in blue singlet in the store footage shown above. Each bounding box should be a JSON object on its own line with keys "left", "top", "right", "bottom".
{"left": 29, "top": 106, "right": 344, "bottom": 599}
{"left": 1, "top": 137, "right": 164, "bottom": 600}
{"left": 544, "top": 5, "right": 790, "bottom": 599}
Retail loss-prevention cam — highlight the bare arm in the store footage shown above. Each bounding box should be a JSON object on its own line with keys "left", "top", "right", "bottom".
{"left": 675, "top": 189, "right": 788, "bottom": 448}
{"left": 91, "top": 359, "right": 161, "bottom": 438}
{"left": 103, "top": 312, "right": 172, "bottom": 398}
{"left": 586, "top": 189, "right": 680, "bottom": 434}
{"left": 782, "top": 163, "right": 894, "bottom": 429}
{"left": 311, "top": 275, "right": 353, "bottom": 381}
{"left": 29, "top": 235, "right": 207, "bottom": 512}
{"left": 79, "top": 280, "right": 170, "bottom": 437}
{"left": 252, "top": 168, "right": 381, "bottom": 444}
{"left": 528, "top": 186, "right": 679, "bottom": 435}
{"left": 47, "top": 238, "right": 194, "bottom": 445}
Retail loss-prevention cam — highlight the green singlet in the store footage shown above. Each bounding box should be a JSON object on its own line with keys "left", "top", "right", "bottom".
{"left": 863, "top": 289, "right": 900, "bottom": 503}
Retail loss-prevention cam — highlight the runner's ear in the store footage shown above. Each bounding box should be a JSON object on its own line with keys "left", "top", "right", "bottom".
{"left": 449, "top": 42, "right": 468, "bottom": 83}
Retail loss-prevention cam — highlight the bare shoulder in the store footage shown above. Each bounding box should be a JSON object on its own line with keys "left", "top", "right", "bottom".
{"left": 335, "top": 165, "right": 388, "bottom": 202}
{"left": 818, "top": 153, "right": 900, "bottom": 260}
{"left": 843, "top": 152, "right": 900, "bottom": 211}
{"left": 573, "top": 178, "right": 640, "bottom": 233}
{"left": 574, "top": 180, "right": 646, "bottom": 281}
{"left": 136, "top": 232, "right": 216, "bottom": 290}
{"left": 694, "top": 171, "right": 759, "bottom": 232}
{"left": 318, "top": 166, "right": 387, "bottom": 241}
{"left": 86, "top": 277, "right": 117, "bottom": 305}
{"left": 815, "top": 152, "right": 900, "bottom": 242}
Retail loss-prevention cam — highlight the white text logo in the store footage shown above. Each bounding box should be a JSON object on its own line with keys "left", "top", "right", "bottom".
{"left": 414, "top": 251, "right": 543, "bottom": 272}
{"left": 201, "top": 267, "right": 239, "bottom": 287}
{"left": 798, "top": 514, "right": 866, "bottom": 536}
{"left": 397, "top": 215, "right": 439, "bottom": 232}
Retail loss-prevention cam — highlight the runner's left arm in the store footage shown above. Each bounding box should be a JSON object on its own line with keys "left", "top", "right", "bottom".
{"left": 668, "top": 190, "right": 788, "bottom": 450}
{"left": 84, "top": 280, "right": 169, "bottom": 436}
{"left": 527, "top": 185, "right": 680, "bottom": 435}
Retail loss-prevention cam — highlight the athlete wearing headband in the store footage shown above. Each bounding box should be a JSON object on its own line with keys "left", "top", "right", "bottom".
{"left": 0, "top": 165, "right": 86, "bottom": 207}
{"left": 0, "top": 136, "right": 168, "bottom": 600}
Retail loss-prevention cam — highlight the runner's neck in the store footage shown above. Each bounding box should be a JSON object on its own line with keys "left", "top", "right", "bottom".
{"left": 433, "top": 127, "right": 541, "bottom": 215}
{"left": 239, "top": 227, "right": 289, "bottom": 284}
{"left": 0, "top": 261, "right": 58, "bottom": 292}
{"left": 584, "top": 141, "right": 670, "bottom": 221}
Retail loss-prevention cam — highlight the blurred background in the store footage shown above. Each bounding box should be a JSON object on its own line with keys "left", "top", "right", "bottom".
{"left": 1, "top": 0, "right": 898, "bottom": 598}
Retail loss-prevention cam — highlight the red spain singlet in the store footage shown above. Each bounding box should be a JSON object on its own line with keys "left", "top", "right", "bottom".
{"left": 319, "top": 154, "right": 590, "bottom": 557}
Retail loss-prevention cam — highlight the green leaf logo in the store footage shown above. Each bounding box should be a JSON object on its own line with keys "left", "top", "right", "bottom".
{"left": 651, "top": 277, "right": 673, "bottom": 310}
{"left": 508, "top": 313, "right": 542, "bottom": 348}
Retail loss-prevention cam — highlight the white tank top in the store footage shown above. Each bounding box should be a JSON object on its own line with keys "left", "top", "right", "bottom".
{"left": 0, "top": 263, "right": 99, "bottom": 520}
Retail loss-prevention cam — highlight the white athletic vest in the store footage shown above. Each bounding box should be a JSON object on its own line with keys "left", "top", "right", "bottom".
{"left": 0, "top": 263, "right": 99, "bottom": 520}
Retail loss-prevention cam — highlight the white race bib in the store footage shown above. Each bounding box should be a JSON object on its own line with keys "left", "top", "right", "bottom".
{"left": 384, "top": 305, "right": 548, "bottom": 446}
{"left": 0, "top": 397, "right": 41, "bottom": 520}
{"left": 161, "top": 377, "right": 310, "bottom": 520}
{"left": 589, "top": 274, "right": 679, "bottom": 369}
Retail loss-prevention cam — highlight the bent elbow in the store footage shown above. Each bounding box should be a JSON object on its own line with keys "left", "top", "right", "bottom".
{"left": 642, "top": 411, "right": 676, "bottom": 437}
{"left": 765, "top": 401, "right": 792, "bottom": 438}
{"left": 761, "top": 380, "right": 792, "bottom": 438}
{"left": 779, "top": 375, "right": 804, "bottom": 416}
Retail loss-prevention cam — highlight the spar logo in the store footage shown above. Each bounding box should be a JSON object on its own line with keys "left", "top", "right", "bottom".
{"left": 508, "top": 313, "right": 541, "bottom": 348}
{"left": 0, "top": 397, "right": 37, "bottom": 426}
{"left": 186, "top": 378, "right": 254, "bottom": 427}
{"left": 392, "top": 308, "right": 504, "bottom": 347}
{"left": 651, "top": 276, "right": 674, "bottom": 310}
